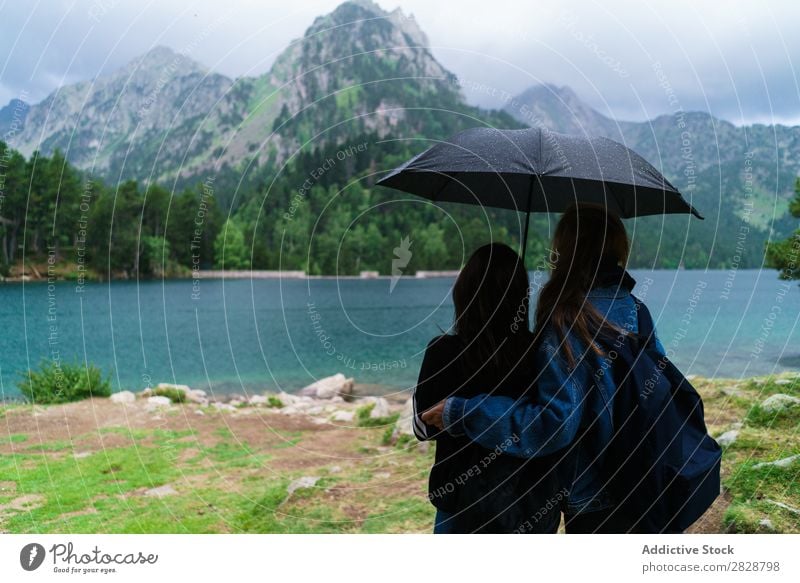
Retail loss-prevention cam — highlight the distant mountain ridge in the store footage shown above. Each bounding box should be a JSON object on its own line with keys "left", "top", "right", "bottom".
{"left": 504, "top": 83, "right": 800, "bottom": 232}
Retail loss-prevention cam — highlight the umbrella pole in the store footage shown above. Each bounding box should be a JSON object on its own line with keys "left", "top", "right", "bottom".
{"left": 520, "top": 179, "right": 534, "bottom": 266}
{"left": 521, "top": 211, "right": 531, "bottom": 266}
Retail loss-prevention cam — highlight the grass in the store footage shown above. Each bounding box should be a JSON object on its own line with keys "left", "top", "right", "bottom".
{"left": 699, "top": 373, "right": 800, "bottom": 533}
{"left": 2, "top": 371, "right": 798, "bottom": 534}
{"left": 0, "top": 411, "right": 435, "bottom": 534}
{"left": 151, "top": 386, "right": 187, "bottom": 404}
{"left": 355, "top": 403, "right": 400, "bottom": 428}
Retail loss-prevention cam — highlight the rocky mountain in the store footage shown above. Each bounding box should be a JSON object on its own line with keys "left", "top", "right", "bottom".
{"left": 4, "top": 0, "right": 516, "bottom": 194}
{"left": 506, "top": 84, "right": 800, "bottom": 233}
{"left": 0, "top": 98, "right": 29, "bottom": 139}
{"left": 2, "top": 0, "right": 798, "bottom": 268}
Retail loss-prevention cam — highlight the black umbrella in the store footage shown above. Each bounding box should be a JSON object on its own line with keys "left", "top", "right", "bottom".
{"left": 377, "top": 127, "right": 702, "bottom": 262}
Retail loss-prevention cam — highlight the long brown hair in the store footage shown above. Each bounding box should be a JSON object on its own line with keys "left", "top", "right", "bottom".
{"left": 534, "top": 205, "right": 630, "bottom": 367}
{"left": 453, "top": 243, "right": 531, "bottom": 368}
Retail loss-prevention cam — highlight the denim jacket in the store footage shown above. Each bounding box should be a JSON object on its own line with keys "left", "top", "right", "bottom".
{"left": 440, "top": 269, "right": 665, "bottom": 515}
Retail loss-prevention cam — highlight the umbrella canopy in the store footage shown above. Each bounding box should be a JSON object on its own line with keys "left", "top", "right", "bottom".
{"left": 377, "top": 127, "right": 703, "bottom": 219}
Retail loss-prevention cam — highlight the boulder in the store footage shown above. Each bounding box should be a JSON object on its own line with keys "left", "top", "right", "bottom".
{"left": 716, "top": 429, "right": 739, "bottom": 447}
{"left": 276, "top": 392, "right": 301, "bottom": 407}
{"left": 110, "top": 390, "right": 136, "bottom": 404}
{"left": 287, "top": 476, "right": 319, "bottom": 495}
{"left": 369, "top": 397, "right": 391, "bottom": 419}
{"left": 331, "top": 410, "right": 355, "bottom": 422}
{"left": 249, "top": 394, "right": 269, "bottom": 406}
{"left": 185, "top": 389, "right": 207, "bottom": 404}
{"left": 212, "top": 402, "right": 237, "bottom": 412}
{"left": 299, "top": 374, "right": 354, "bottom": 400}
{"left": 390, "top": 398, "right": 415, "bottom": 444}
{"left": 760, "top": 394, "right": 800, "bottom": 413}
{"left": 146, "top": 396, "right": 172, "bottom": 409}
{"left": 753, "top": 454, "right": 800, "bottom": 470}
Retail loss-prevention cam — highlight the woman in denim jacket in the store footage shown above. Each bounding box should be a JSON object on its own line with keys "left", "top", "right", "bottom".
{"left": 422, "top": 205, "right": 666, "bottom": 533}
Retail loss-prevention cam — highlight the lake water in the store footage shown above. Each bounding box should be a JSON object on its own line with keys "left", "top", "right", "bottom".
{"left": 1, "top": 269, "right": 798, "bottom": 400}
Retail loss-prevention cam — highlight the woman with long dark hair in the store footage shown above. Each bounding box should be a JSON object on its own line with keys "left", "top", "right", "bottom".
{"left": 413, "top": 242, "right": 559, "bottom": 533}
{"left": 422, "top": 205, "right": 666, "bottom": 533}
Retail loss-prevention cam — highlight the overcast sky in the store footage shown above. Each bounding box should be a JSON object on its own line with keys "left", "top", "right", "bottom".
{"left": 1, "top": 0, "right": 798, "bottom": 125}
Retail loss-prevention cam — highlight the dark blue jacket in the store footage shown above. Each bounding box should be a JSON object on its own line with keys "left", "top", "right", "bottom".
{"left": 439, "top": 269, "right": 666, "bottom": 515}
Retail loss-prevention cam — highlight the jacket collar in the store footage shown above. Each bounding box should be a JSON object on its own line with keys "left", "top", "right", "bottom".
{"left": 587, "top": 260, "right": 636, "bottom": 298}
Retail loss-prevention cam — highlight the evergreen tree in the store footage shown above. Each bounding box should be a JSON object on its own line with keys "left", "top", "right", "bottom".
{"left": 214, "top": 218, "right": 249, "bottom": 270}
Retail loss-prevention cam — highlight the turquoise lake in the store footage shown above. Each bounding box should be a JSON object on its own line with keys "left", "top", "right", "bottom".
{"left": 1, "top": 269, "right": 798, "bottom": 400}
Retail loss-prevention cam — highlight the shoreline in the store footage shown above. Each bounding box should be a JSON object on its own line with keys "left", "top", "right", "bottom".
{"left": 2, "top": 267, "right": 774, "bottom": 285}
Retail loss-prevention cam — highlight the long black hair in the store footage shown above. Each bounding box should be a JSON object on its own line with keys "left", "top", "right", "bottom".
{"left": 452, "top": 242, "right": 531, "bottom": 369}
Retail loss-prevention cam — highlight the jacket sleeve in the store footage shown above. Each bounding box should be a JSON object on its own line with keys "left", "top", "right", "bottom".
{"left": 442, "top": 343, "right": 587, "bottom": 458}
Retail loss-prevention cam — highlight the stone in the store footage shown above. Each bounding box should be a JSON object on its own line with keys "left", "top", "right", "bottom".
{"left": 213, "top": 402, "right": 237, "bottom": 412}
{"left": 389, "top": 398, "right": 415, "bottom": 444}
{"left": 299, "top": 374, "right": 354, "bottom": 400}
{"left": 140, "top": 387, "right": 153, "bottom": 398}
{"left": 194, "top": 409, "right": 205, "bottom": 416}
{"left": 759, "top": 518, "right": 775, "bottom": 531}
{"left": 764, "top": 499, "right": 800, "bottom": 515}
{"left": 716, "top": 430, "right": 739, "bottom": 447}
{"left": 146, "top": 396, "right": 172, "bottom": 409}
{"left": 287, "top": 476, "right": 319, "bottom": 495}
{"left": 720, "top": 386, "right": 742, "bottom": 397}
{"left": 249, "top": 395, "right": 269, "bottom": 406}
{"left": 753, "top": 454, "right": 800, "bottom": 469}
{"left": 110, "top": 390, "right": 136, "bottom": 404}
{"left": 369, "top": 397, "right": 391, "bottom": 419}
{"left": 185, "top": 389, "right": 207, "bottom": 404}
{"left": 774, "top": 379, "right": 792, "bottom": 385}
{"left": 276, "top": 392, "right": 301, "bottom": 407}
{"left": 760, "top": 394, "right": 800, "bottom": 413}
{"left": 144, "top": 484, "right": 177, "bottom": 498}
{"left": 331, "top": 410, "right": 355, "bottom": 422}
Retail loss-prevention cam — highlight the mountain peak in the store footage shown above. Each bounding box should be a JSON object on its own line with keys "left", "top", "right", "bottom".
{"left": 506, "top": 83, "right": 617, "bottom": 137}
{"left": 128, "top": 44, "right": 207, "bottom": 75}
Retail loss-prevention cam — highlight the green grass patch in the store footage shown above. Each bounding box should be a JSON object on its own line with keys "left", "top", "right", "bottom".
{"left": 355, "top": 403, "right": 400, "bottom": 428}
{"left": 18, "top": 360, "right": 111, "bottom": 404}
{"left": 151, "top": 386, "right": 187, "bottom": 403}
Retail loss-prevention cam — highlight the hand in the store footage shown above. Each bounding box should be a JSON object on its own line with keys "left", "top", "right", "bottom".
{"left": 421, "top": 400, "right": 446, "bottom": 430}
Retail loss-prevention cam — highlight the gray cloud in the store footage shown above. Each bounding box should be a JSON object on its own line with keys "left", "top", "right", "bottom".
{"left": 1, "top": 0, "right": 798, "bottom": 125}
